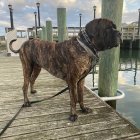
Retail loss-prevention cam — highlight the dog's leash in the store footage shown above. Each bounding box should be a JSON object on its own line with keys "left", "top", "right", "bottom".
{"left": 0, "top": 104, "right": 24, "bottom": 137}
{"left": 0, "top": 71, "right": 90, "bottom": 137}
{"left": 0, "top": 87, "right": 68, "bottom": 137}
{"left": 0, "top": 66, "right": 93, "bottom": 137}
{"left": 30, "top": 86, "right": 69, "bottom": 104}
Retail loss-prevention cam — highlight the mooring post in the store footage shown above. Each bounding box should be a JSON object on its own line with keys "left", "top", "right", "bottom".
{"left": 130, "top": 39, "right": 133, "bottom": 49}
{"left": 42, "top": 26, "right": 47, "bottom": 40}
{"left": 138, "top": 9, "right": 140, "bottom": 49}
{"left": 98, "top": 0, "right": 124, "bottom": 108}
{"left": 38, "top": 29, "right": 42, "bottom": 39}
{"left": 33, "top": 30, "right": 36, "bottom": 38}
{"left": 46, "top": 20, "right": 53, "bottom": 42}
{"left": 57, "top": 8, "right": 67, "bottom": 42}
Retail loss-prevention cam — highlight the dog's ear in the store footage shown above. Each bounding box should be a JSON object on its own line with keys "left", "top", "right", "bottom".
{"left": 85, "top": 19, "right": 102, "bottom": 39}
{"left": 85, "top": 20, "right": 95, "bottom": 39}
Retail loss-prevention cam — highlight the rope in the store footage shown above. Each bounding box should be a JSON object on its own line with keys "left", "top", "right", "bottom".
{"left": 0, "top": 105, "right": 24, "bottom": 137}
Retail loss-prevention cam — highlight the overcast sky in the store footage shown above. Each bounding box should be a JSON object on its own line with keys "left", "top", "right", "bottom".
{"left": 0, "top": 0, "right": 140, "bottom": 36}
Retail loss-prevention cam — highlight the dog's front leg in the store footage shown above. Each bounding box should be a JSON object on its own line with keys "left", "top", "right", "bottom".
{"left": 77, "top": 79, "right": 92, "bottom": 114}
{"left": 68, "top": 81, "right": 78, "bottom": 122}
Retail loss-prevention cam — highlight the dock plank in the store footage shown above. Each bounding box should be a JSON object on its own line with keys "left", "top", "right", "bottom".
{"left": 0, "top": 57, "right": 140, "bottom": 139}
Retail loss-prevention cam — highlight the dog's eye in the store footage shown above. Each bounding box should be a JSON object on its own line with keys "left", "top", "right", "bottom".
{"left": 106, "top": 24, "right": 116, "bottom": 30}
{"left": 113, "top": 28, "right": 117, "bottom": 31}
{"left": 106, "top": 27, "right": 112, "bottom": 32}
{"left": 112, "top": 24, "right": 117, "bottom": 29}
{"left": 106, "top": 27, "right": 116, "bottom": 31}
{"left": 106, "top": 26, "right": 112, "bottom": 30}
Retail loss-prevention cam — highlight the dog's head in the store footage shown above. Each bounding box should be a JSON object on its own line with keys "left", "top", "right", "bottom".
{"left": 85, "top": 18, "right": 121, "bottom": 51}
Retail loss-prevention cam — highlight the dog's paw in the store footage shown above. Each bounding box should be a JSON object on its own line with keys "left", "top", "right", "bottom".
{"left": 81, "top": 107, "right": 92, "bottom": 114}
{"left": 23, "top": 101, "right": 31, "bottom": 107}
{"left": 69, "top": 114, "right": 78, "bottom": 122}
{"left": 31, "top": 90, "right": 37, "bottom": 94}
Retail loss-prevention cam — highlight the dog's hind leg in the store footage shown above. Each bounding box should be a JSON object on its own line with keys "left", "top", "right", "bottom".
{"left": 77, "top": 79, "right": 92, "bottom": 114}
{"left": 30, "top": 64, "right": 41, "bottom": 94}
{"left": 20, "top": 53, "right": 33, "bottom": 107}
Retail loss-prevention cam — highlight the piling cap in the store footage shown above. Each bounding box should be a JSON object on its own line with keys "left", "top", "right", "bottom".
{"left": 46, "top": 17, "right": 52, "bottom": 21}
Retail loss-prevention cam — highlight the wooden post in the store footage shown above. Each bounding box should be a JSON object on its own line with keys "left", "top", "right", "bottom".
{"left": 38, "top": 29, "right": 43, "bottom": 40}
{"left": 46, "top": 20, "right": 53, "bottom": 42}
{"left": 98, "top": 0, "right": 124, "bottom": 108}
{"left": 33, "top": 30, "right": 36, "bottom": 38}
{"left": 138, "top": 9, "right": 140, "bottom": 49}
{"left": 139, "top": 39, "right": 140, "bottom": 49}
{"left": 130, "top": 39, "right": 133, "bottom": 49}
{"left": 38, "top": 30, "right": 41, "bottom": 39}
{"left": 139, "top": 34, "right": 140, "bottom": 49}
{"left": 57, "top": 8, "right": 67, "bottom": 42}
{"left": 42, "top": 26, "right": 47, "bottom": 41}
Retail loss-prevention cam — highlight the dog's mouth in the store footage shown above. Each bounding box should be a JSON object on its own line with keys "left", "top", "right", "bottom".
{"left": 114, "top": 38, "right": 121, "bottom": 47}
{"left": 111, "top": 31, "right": 122, "bottom": 48}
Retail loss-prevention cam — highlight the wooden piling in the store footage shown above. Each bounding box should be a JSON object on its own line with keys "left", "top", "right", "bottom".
{"left": 139, "top": 37, "right": 140, "bottom": 49}
{"left": 38, "top": 29, "right": 43, "bottom": 40}
{"left": 33, "top": 30, "right": 36, "bottom": 38}
{"left": 42, "top": 26, "right": 47, "bottom": 41}
{"left": 46, "top": 20, "right": 53, "bottom": 42}
{"left": 57, "top": 8, "right": 67, "bottom": 42}
{"left": 98, "top": 0, "right": 124, "bottom": 108}
{"left": 130, "top": 40, "right": 133, "bottom": 49}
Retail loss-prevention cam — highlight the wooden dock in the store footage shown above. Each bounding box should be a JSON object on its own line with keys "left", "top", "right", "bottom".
{"left": 0, "top": 57, "right": 140, "bottom": 140}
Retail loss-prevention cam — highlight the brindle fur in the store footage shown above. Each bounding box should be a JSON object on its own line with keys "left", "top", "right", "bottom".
{"left": 9, "top": 18, "right": 121, "bottom": 121}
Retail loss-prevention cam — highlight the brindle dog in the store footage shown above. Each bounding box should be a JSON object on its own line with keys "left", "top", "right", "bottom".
{"left": 9, "top": 18, "right": 121, "bottom": 121}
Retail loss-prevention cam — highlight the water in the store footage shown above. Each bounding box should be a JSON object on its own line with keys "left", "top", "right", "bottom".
{"left": 85, "top": 49, "right": 140, "bottom": 129}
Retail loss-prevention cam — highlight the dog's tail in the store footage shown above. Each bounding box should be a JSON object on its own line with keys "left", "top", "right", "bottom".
{"left": 9, "top": 39, "right": 20, "bottom": 53}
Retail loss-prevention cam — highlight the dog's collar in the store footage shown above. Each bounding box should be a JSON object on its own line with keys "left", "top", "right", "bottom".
{"left": 77, "top": 38, "right": 93, "bottom": 57}
{"left": 81, "top": 30, "right": 92, "bottom": 46}
{"left": 77, "top": 30, "right": 99, "bottom": 61}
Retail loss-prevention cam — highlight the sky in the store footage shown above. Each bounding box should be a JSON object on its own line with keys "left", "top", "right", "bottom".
{"left": 0, "top": 0, "right": 140, "bottom": 36}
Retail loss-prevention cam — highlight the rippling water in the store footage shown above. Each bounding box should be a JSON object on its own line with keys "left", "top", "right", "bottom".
{"left": 85, "top": 49, "right": 140, "bottom": 129}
